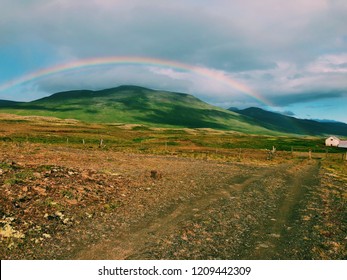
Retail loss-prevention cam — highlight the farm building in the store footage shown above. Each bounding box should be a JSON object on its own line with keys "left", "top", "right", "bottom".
{"left": 325, "top": 136, "right": 347, "bottom": 148}
{"left": 338, "top": 141, "right": 347, "bottom": 148}
{"left": 325, "top": 136, "right": 340, "bottom": 147}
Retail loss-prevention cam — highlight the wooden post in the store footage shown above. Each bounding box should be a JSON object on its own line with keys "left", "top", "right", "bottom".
{"left": 99, "top": 139, "right": 103, "bottom": 148}
{"left": 308, "top": 149, "right": 312, "bottom": 160}
{"left": 82, "top": 139, "right": 85, "bottom": 145}
{"left": 66, "top": 138, "right": 69, "bottom": 144}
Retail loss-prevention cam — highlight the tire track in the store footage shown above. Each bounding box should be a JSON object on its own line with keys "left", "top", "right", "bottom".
{"left": 249, "top": 161, "right": 320, "bottom": 259}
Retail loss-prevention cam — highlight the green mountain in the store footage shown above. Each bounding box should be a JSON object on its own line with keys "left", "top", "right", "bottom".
{"left": 0, "top": 86, "right": 273, "bottom": 134}
{"left": 229, "top": 107, "right": 347, "bottom": 136}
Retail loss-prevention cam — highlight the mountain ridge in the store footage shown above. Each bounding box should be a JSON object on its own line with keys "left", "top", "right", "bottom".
{"left": 229, "top": 107, "right": 347, "bottom": 136}
{"left": 0, "top": 86, "right": 274, "bottom": 134}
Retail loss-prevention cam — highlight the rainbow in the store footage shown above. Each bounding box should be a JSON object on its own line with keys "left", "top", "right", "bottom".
{"left": 0, "top": 56, "right": 271, "bottom": 105}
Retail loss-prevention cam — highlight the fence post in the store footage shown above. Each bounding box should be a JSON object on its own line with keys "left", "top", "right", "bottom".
{"left": 308, "top": 149, "right": 312, "bottom": 160}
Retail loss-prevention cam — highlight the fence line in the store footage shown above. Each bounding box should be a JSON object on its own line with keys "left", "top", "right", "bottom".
{"left": 1, "top": 137, "right": 346, "bottom": 161}
{"left": 162, "top": 147, "right": 347, "bottom": 161}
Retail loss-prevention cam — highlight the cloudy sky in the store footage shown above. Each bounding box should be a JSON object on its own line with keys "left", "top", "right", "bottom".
{"left": 1, "top": 0, "right": 347, "bottom": 122}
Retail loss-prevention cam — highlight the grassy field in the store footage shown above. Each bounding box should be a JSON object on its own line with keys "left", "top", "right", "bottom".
{"left": 0, "top": 113, "right": 338, "bottom": 154}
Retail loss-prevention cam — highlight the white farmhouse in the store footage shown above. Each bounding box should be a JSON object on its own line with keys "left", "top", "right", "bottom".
{"left": 325, "top": 136, "right": 340, "bottom": 147}
{"left": 325, "top": 136, "right": 347, "bottom": 148}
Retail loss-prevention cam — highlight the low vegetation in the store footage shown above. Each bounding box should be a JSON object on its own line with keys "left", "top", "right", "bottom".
{"left": 0, "top": 113, "right": 339, "bottom": 155}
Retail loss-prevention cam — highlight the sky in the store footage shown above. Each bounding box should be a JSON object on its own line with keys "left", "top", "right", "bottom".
{"left": 1, "top": 0, "right": 347, "bottom": 123}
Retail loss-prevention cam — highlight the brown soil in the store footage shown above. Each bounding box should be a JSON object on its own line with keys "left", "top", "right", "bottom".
{"left": 0, "top": 143, "right": 345, "bottom": 259}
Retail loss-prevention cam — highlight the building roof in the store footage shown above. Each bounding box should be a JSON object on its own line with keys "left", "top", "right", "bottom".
{"left": 327, "top": 136, "right": 340, "bottom": 140}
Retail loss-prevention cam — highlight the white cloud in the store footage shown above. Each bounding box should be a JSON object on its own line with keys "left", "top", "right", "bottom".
{"left": 308, "top": 53, "right": 347, "bottom": 73}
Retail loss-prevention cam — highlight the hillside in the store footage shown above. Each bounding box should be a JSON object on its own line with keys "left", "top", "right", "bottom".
{"left": 229, "top": 107, "right": 347, "bottom": 136}
{"left": 0, "top": 86, "right": 272, "bottom": 134}
{"left": 0, "top": 100, "right": 23, "bottom": 107}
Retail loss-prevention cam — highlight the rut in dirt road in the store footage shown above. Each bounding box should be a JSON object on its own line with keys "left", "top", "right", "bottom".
{"left": 75, "top": 160, "right": 320, "bottom": 260}
{"left": 245, "top": 162, "right": 321, "bottom": 259}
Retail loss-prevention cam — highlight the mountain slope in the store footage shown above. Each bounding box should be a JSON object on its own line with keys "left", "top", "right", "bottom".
{"left": 0, "top": 86, "right": 273, "bottom": 134}
{"left": 0, "top": 100, "right": 24, "bottom": 107}
{"left": 229, "top": 107, "right": 347, "bottom": 136}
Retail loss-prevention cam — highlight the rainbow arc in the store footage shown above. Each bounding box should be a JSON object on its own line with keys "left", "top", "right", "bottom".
{"left": 0, "top": 56, "right": 272, "bottom": 106}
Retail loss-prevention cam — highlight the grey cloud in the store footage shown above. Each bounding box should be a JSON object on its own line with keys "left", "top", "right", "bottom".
{"left": 270, "top": 90, "right": 347, "bottom": 106}
{"left": 0, "top": 0, "right": 311, "bottom": 70}
{"left": 33, "top": 65, "right": 193, "bottom": 95}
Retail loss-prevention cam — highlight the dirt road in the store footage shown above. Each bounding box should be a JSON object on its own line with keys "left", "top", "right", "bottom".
{"left": 73, "top": 159, "right": 320, "bottom": 260}
{"left": 1, "top": 144, "right": 345, "bottom": 259}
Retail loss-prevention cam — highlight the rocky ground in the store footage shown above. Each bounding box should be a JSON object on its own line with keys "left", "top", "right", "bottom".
{"left": 0, "top": 143, "right": 346, "bottom": 259}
